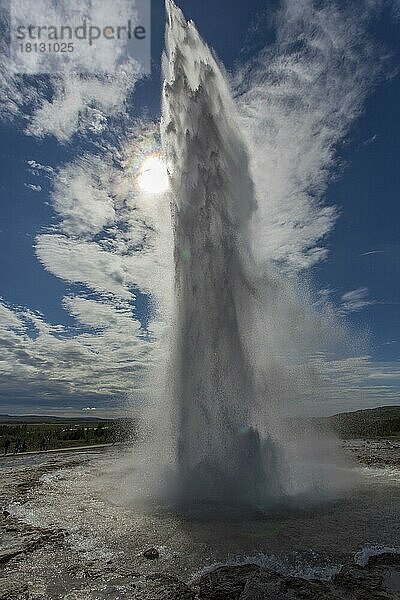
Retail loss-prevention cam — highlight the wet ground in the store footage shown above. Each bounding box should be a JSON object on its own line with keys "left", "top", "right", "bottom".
{"left": 0, "top": 440, "right": 399, "bottom": 598}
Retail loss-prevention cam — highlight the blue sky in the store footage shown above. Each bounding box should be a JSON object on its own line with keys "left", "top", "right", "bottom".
{"left": 0, "top": 0, "right": 399, "bottom": 416}
{"left": 319, "top": 71, "right": 400, "bottom": 357}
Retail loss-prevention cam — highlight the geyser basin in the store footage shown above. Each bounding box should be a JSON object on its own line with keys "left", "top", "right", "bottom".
{"left": 2, "top": 447, "right": 400, "bottom": 595}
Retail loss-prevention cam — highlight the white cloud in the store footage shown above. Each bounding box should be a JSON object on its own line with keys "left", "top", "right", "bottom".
{"left": 24, "top": 183, "right": 42, "bottom": 192}
{"left": 0, "top": 298, "right": 156, "bottom": 409}
{"left": 36, "top": 234, "right": 138, "bottom": 299}
{"left": 392, "top": 0, "right": 400, "bottom": 19}
{"left": 6, "top": 289, "right": 396, "bottom": 416}
{"left": 234, "top": 0, "right": 388, "bottom": 271}
{"left": 51, "top": 156, "right": 117, "bottom": 237}
{"left": 63, "top": 296, "right": 139, "bottom": 332}
{"left": 297, "top": 354, "right": 400, "bottom": 415}
{"left": 36, "top": 136, "right": 174, "bottom": 305}
{"left": 341, "top": 287, "right": 374, "bottom": 313}
{"left": 26, "top": 160, "right": 54, "bottom": 177}
{"left": 13, "top": 129, "right": 174, "bottom": 409}
{"left": 26, "top": 70, "right": 139, "bottom": 142}
{"left": 0, "top": 0, "right": 144, "bottom": 141}
{"left": 361, "top": 250, "right": 385, "bottom": 256}
{"left": 0, "top": 303, "right": 25, "bottom": 330}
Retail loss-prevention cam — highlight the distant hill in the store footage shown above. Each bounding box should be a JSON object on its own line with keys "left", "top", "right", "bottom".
{"left": 2, "top": 407, "right": 399, "bottom": 438}
{"left": 0, "top": 414, "right": 114, "bottom": 424}
{"left": 323, "top": 406, "right": 400, "bottom": 438}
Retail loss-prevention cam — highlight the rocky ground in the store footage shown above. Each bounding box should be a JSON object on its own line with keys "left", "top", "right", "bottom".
{"left": 139, "top": 554, "right": 400, "bottom": 599}
{"left": 1, "top": 440, "right": 399, "bottom": 599}
{"left": 343, "top": 438, "right": 400, "bottom": 468}
{"left": 2, "top": 546, "right": 399, "bottom": 599}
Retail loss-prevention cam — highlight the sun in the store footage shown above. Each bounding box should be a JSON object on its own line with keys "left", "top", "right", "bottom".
{"left": 137, "top": 154, "right": 170, "bottom": 194}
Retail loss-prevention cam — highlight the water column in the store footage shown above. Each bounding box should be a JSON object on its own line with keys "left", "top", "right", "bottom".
{"left": 161, "top": 0, "right": 281, "bottom": 506}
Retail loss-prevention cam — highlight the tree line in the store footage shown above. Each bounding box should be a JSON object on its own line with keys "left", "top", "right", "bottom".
{"left": 0, "top": 420, "right": 136, "bottom": 455}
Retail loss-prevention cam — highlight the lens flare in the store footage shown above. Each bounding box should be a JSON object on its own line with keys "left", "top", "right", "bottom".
{"left": 137, "top": 154, "right": 169, "bottom": 194}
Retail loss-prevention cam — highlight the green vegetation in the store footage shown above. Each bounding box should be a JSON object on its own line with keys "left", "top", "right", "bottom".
{"left": 0, "top": 419, "right": 137, "bottom": 455}
{"left": 322, "top": 406, "right": 400, "bottom": 439}
{"left": 2, "top": 406, "right": 399, "bottom": 456}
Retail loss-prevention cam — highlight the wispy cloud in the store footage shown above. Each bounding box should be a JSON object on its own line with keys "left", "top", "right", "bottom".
{"left": 361, "top": 250, "right": 386, "bottom": 256}
{"left": 235, "top": 0, "right": 389, "bottom": 271}
{"left": 362, "top": 134, "right": 378, "bottom": 146}
{"left": 17, "top": 129, "right": 173, "bottom": 410}
{"left": 0, "top": 0, "right": 172, "bottom": 409}
{"left": 24, "top": 183, "right": 42, "bottom": 192}
{"left": 340, "top": 287, "right": 374, "bottom": 313}
{"left": 0, "top": 0, "right": 144, "bottom": 142}
{"left": 392, "top": 0, "right": 400, "bottom": 20}
{"left": 0, "top": 297, "right": 158, "bottom": 411}
{"left": 35, "top": 137, "right": 174, "bottom": 305}
{"left": 299, "top": 354, "right": 400, "bottom": 415}
{"left": 26, "top": 160, "right": 54, "bottom": 177}
{"left": 26, "top": 71, "right": 139, "bottom": 142}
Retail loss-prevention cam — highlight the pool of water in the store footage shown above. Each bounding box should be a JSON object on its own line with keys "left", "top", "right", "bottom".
{"left": 1, "top": 444, "right": 399, "bottom": 597}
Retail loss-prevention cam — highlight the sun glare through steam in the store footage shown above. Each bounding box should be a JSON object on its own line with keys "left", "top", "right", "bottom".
{"left": 137, "top": 154, "right": 170, "bottom": 194}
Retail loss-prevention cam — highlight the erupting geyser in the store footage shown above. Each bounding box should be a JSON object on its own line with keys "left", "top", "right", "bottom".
{"left": 135, "top": 0, "right": 352, "bottom": 510}
{"left": 161, "top": 0, "right": 285, "bottom": 507}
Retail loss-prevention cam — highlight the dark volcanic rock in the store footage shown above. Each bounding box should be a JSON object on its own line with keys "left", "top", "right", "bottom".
{"left": 0, "top": 548, "right": 23, "bottom": 565}
{"left": 196, "top": 553, "right": 400, "bottom": 599}
{"left": 198, "top": 565, "right": 261, "bottom": 599}
{"left": 333, "top": 564, "right": 390, "bottom": 599}
{"left": 366, "top": 552, "right": 400, "bottom": 567}
{"left": 0, "top": 526, "right": 65, "bottom": 565}
{"left": 0, "top": 579, "right": 29, "bottom": 600}
{"left": 197, "top": 564, "right": 334, "bottom": 600}
{"left": 143, "top": 547, "right": 160, "bottom": 560}
{"left": 240, "top": 573, "right": 336, "bottom": 600}
{"left": 133, "top": 573, "right": 195, "bottom": 599}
